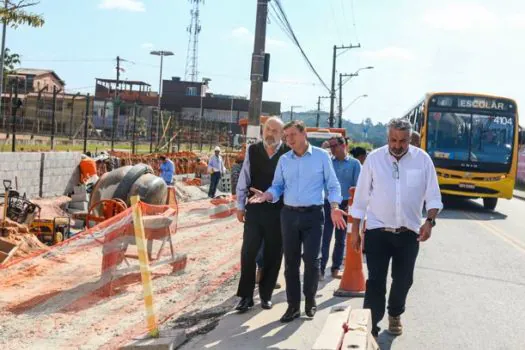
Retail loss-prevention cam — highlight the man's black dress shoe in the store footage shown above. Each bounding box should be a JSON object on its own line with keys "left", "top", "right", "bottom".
{"left": 280, "top": 306, "right": 300, "bottom": 323}
{"left": 261, "top": 300, "right": 273, "bottom": 310}
{"left": 305, "top": 299, "right": 317, "bottom": 317}
{"left": 235, "top": 297, "right": 254, "bottom": 313}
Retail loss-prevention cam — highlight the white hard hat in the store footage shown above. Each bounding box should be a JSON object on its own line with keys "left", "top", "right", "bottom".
{"left": 214, "top": 146, "right": 221, "bottom": 152}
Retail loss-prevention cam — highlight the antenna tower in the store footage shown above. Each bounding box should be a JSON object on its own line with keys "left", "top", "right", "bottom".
{"left": 185, "top": 0, "right": 203, "bottom": 82}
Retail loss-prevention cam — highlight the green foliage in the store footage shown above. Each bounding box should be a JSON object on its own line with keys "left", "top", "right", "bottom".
{"left": 3, "top": 47, "right": 20, "bottom": 74}
{"left": 0, "top": 1, "right": 45, "bottom": 28}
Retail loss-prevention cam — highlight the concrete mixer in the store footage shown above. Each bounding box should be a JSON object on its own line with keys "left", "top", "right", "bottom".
{"left": 86, "top": 163, "right": 169, "bottom": 226}
{"left": 85, "top": 164, "right": 184, "bottom": 296}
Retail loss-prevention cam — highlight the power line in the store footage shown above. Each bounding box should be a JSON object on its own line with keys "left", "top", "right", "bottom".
{"left": 22, "top": 58, "right": 113, "bottom": 63}
{"left": 350, "top": 0, "right": 360, "bottom": 42}
{"left": 329, "top": 0, "right": 342, "bottom": 43}
{"left": 271, "top": 0, "right": 331, "bottom": 93}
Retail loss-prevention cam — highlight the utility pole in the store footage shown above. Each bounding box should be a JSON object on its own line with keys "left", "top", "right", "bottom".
{"left": 0, "top": 0, "right": 8, "bottom": 119}
{"left": 50, "top": 85, "right": 63, "bottom": 150}
{"left": 132, "top": 101, "right": 138, "bottom": 154}
{"left": 111, "top": 56, "right": 121, "bottom": 151}
{"left": 10, "top": 77, "right": 19, "bottom": 152}
{"left": 247, "top": 0, "right": 269, "bottom": 137}
{"left": 317, "top": 96, "right": 330, "bottom": 127}
{"left": 83, "top": 94, "right": 90, "bottom": 154}
{"left": 329, "top": 44, "right": 361, "bottom": 127}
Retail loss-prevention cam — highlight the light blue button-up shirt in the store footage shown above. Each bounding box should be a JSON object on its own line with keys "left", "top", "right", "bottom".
{"left": 267, "top": 144, "right": 342, "bottom": 206}
{"left": 332, "top": 155, "right": 361, "bottom": 200}
{"left": 208, "top": 155, "right": 225, "bottom": 174}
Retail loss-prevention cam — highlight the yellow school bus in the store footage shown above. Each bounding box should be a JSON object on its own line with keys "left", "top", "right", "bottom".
{"left": 403, "top": 92, "right": 525, "bottom": 210}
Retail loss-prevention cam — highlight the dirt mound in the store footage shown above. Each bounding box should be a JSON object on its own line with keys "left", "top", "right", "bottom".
{"left": 1, "top": 219, "right": 48, "bottom": 259}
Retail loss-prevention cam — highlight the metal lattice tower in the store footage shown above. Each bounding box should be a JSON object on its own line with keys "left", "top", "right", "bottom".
{"left": 185, "top": 0, "right": 203, "bottom": 82}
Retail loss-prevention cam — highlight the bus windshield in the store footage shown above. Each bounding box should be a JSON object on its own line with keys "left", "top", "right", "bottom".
{"left": 427, "top": 111, "right": 515, "bottom": 167}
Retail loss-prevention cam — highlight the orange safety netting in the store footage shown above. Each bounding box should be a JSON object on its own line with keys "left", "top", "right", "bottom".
{"left": 0, "top": 194, "right": 240, "bottom": 350}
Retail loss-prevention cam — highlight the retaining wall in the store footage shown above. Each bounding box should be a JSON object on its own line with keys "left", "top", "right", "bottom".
{"left": 0, "top": 152, "right": 81, "bottom": 198}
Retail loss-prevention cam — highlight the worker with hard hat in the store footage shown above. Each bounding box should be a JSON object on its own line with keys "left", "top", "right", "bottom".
{"left": 208, "top": 146, "right": 226, "bottom": 198}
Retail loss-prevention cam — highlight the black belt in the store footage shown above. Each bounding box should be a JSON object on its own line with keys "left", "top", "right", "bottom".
{"left": 284, "top": 205, "right": 322, "bottom": 212}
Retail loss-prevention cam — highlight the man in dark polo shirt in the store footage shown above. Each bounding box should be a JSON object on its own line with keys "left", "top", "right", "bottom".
{"left": 234, "top": 117, "right": 290, "bottom": 312}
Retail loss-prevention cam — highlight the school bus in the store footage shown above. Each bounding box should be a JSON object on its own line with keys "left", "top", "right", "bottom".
{"left": 403, "top": 92, "right": 525, "bottom": 210}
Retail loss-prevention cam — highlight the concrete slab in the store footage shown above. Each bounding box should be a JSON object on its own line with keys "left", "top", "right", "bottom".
{"left": 341, "top": 309, "right": 375, "bottom": 350}
{"left": 121, "top": 329, "right": 187, "bottom": 350}
{"left": 312, "top": 305, "right": 351, "bottom": 350}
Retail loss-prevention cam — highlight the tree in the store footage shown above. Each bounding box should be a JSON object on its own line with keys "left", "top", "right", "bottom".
{"left": 0, "top": 1, "right": 45, "bottom": 28}
{"left": 3, "top": 47, "right": 19, "bottom": 74}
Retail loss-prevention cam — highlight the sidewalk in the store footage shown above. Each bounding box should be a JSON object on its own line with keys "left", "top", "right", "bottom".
{"left": 514, "top": 189, "right": 525, "bottom": 201}
{"left": 180, "top": 276, "right": 365, "bottom": 350}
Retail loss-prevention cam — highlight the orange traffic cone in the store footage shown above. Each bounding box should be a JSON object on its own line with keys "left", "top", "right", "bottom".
{"left": 334, "top": 187, "right": 366, "bottom": 297}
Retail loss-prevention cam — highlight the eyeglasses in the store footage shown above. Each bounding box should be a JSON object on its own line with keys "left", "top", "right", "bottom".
{"left": 328, "top": 143, "right": 339, "bottom": 149}
{"left": 392, "top": 162, "right": 399, "bottom": 180}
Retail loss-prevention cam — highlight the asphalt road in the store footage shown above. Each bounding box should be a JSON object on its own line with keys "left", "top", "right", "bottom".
{"left": 182, "top": 196, "right": 525, "bottom": 350}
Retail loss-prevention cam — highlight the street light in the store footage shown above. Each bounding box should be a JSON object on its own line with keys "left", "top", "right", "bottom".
{"left": 150, "top": 50, "right": 174, "bottom": 153}
{"left": 343, "top": 94, "right": 368, "bottom": 115}
{"left": 199, "top": 77, "right": 211, "bottom": 150}
{"left": 339, "top": 66, "right": 374, "bottom": 127}
{"left": 290, "top": 105, "right": 302, "bottom": 121}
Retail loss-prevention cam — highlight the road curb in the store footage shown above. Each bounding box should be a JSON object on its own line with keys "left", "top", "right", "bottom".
{"left": 514, "top": 193, "right": 525, "bottom": 201}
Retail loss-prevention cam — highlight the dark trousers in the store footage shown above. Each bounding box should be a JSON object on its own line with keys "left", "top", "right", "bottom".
{"left": 236, "top": 205, "right": 283, "bottom": 301}
{"left": 321, "top": 200, "right": 348, "bottom": 274}
{"left": 208, "top": 172, "right": 221, "bottom": 198}
{"left": 281, "top": 206, "right": 324, "bottom": 308}
{"left": 256, "top": 243, "right": 264, "bottom": 268}
{"left": 363, "top": 229, "right": 420, "bottom": 336}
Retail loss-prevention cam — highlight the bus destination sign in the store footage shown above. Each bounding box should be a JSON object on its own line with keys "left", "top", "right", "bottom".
{"left": 433, "top": 96, "right": 515, "bottom": 112}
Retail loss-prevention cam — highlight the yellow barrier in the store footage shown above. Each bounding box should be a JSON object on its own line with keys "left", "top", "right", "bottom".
{"left": 131, "top": 196, "right": 160, "bottom": 338}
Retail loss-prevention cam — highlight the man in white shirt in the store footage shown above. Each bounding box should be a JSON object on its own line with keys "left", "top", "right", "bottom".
{"left": 350, "top": 118, "right": 442, "bottom": 339}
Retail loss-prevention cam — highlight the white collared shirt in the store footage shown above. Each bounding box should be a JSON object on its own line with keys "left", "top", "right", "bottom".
{"left": 350, "top": 145, "right": 443, "bottom": 233}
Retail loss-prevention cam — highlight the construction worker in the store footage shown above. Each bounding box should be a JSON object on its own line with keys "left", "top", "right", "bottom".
{"left": 159, "top": 155, "right": 175, "bottom": 185}
{"left": 235, "top": 117, "right": 289, "bottom": 313}
{"left": 208, "top": 146, "right": 226, "bottom": 198}
{"left": 320, "top": 136, "right": 361, "bottom": 280}
{"left": 249, "top": 120, "right": 347, "bottom": 323}
{"left": 350, "top": 118, "right": 442, "bottom": 339}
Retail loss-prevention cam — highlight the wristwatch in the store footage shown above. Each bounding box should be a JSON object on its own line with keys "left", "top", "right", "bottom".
{"left": 426, "top": 217, "right": 436, "bottom": 227}
{"left": 330, "top": 202, "right": 339, "bottom": 210}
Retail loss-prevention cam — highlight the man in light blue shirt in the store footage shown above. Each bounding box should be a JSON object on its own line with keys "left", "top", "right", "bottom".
{"left": 250, "top": 120, "right": 347, "bottom": 323}
{"left": 208, "top": 146, "right": 226, "bottom": 198}
{"left": 321, "top": 136, "right": 361, "bottom": 280}
{"left": 159, "top": 155, "right": 175, "bottom": 185}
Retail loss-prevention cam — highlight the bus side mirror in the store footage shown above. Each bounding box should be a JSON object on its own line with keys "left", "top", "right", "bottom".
{"left": 520, "top": 130, "right": 525, "bottom": 145}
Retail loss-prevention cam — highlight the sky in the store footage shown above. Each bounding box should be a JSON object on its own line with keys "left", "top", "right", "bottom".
{"left": 7, "top": 0, "right": 525, "bottom": 125}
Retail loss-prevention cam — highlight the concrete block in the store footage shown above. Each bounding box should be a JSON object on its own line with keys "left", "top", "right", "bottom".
{"left": 71, "top": 193, "right": 89, "bottom": 202}
{"left": 74, "top": 185, "right": 87, "bottom": 194}
{"left": 341, "top": 309, "right": 376, "bottom": 350}
{"left": 122, "top": 329, "right": 186, "bottom": 350}
{"left": 69, "top": 201, "right": 88, "bottom": 211}
{"left": 312, "top": 305, "right": 351, "bottom": 350}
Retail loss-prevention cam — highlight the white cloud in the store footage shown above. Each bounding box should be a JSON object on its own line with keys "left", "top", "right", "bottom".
{"left": 230, "top": 26, "right": 287, "bottom": 49}
{"left": 231, "top": 26, "right": 251, "bottom": 38}
{"left": 141, "top": 42, "right": 154, "bottom": 49}
{"left": 360, "top": 47, "right": 416, "bottom": 61}
{"left": 98, "top": 0, "right": 145, "bottom": 12}
{"left": 423, "top": 3, "right": 498, "bottom": 31}
{"left": 508, "top": 14, "right": 525, "bottom": 29}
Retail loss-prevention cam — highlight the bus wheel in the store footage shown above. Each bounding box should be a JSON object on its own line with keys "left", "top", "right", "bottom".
{"left": 483, "top": 198, "right": 498, "bottom": 210}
